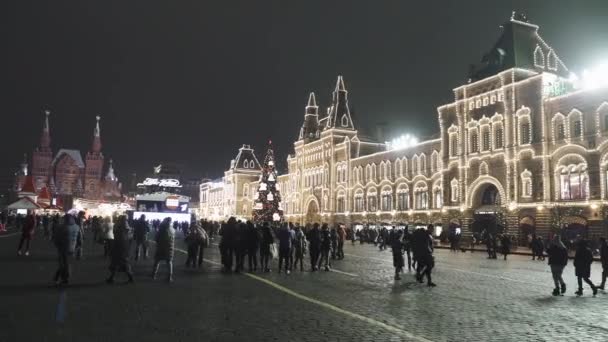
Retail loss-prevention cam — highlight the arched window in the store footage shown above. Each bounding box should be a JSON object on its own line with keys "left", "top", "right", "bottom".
{"left": 243, "top": 159, "right": 249, "bottom": 168}
{"left": 419, "top": 154, "right": 426, "bottom": 174}
{"left": 412, "top": 156, "right": 418, "bottom": 175}
{"left": 354, "top": 190, "right": 364, "bottom": 212}
{"left": 470, "top": 130, "right": 479, "bottom": 153}
{"left": 367, "top": 188, "right": 378, "bottom": 212}
{"left": 395, "top": 159, "right": 402, "bottom": 178}
{"left": 450, "top": 178, "right": 459, "bottom": 202}
{"left": 336, "top": 191, "right": 346, "bottom": 212}
{"left": 397, "top": 185, "right": 409, "bottom": 210}
{"left": 521, "top": 121, "right": 531, "bottom": 144}
{"left": 481, "top": 128, "right": 490, "bottom": 151}
{"left": 381, "top": 187, "right": 392, "bottom": 211}
{"left": 450, "top": 134, "right": 458, "bottom": 156}
{"left": 414, "top": 183, "right": 428, "bottom": 210}
{"left": 558, "top": 163, "right": 589, "bottom": 200}
{"left": 521, "top": 169, "right": 532, "bottom": 198}
{"left": 433, "top": 186, "right": 442, "bottom": 209}
{"left": 243, "top": 185, "right": 249, "bottom": 197}
{"left": 568, "top": 110, "right": 583, "bottom": 141}
{"left": 534, "top": 45, "right": 545, "bottom": 68}
{"left": 494, "top": 126, "right": 504, "bottom": 149}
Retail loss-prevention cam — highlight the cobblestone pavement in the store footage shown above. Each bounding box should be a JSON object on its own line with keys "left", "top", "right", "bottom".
{"left": 2, "top": 231, "right": 608, "bottom": 342}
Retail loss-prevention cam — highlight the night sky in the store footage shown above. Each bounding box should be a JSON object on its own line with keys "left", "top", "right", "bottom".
{"left": 2, "top": 1, "right": 607, "bottom": 185}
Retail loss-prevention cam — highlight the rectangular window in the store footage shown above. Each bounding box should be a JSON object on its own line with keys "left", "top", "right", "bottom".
{"left": 521, "top": 122, "right": 531, "bottom": 144}
{"left": 397, "top": 193, "right": 409, "bottom": 210}
{"left": 337, "top": 198, "right": 345, "bottom": 213}
{"left": 381, "top": 195, "right": 392, "bottom": 211}
{"left": 354, "top": 197, "right": 364, "bottom": 212}
{"left": 471, "top": 132, "right": 479, "bottom": 152}
{"left": 368, "top": 197, "right": 377, "bottom": 212}
{"left": 450, "top": 135, "right": 457, "bottom": 156}
{"left": 495, "top": 127, "right": 503, "bottom": 149}
{"left": 573, "top": 121, "right": 582, "bottom": 138}
{"left": 482, "top": 130, "right": 490, "bottom": 151}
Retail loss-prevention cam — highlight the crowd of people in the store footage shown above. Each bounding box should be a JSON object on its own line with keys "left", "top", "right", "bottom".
{"left": 6, "top": 210, "right": 608, "bottom": 296}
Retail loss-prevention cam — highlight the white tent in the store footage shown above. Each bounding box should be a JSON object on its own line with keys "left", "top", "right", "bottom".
{"left": 7, "top": 197, "right": 41, "bottom": 210}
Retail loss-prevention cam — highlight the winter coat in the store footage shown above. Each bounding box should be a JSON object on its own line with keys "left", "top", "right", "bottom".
{"left": 600, "top": 243, "right": 608, "bottom": 269}
{"left": 155, "top": 223, "right": 175, "bottom": 261}
{"left": 102, "top": 222, "right": 114, "bottom": 240}
{"left": 294, "top": 229, "right": 307, "bottom": 256}
{"left": 307, "top": 227, "right": 321, "bottom": 250}
{"left": 574, "top": 246, "right": 593, "bottom": 278}
{"left": 277, "top": 227, "right": 294, "bottom": 251}
{"left": 337, "top": 227, "right": 346, "bottom": 242}
{"left": 320, "top": 229, "right": 331, "bottom": 250}
{"left": 133, "top": 219, "right": 150, "bottom": 242}
{"left": 54, "top": 217, "right": 80, "bottom": 254}
{"left": 22, "top": 215, "right": 36, "bottom": 237}
{"left": 547, "top": 244, "right": 569, "bottom": 267}
{"left": 110, "top": 223, "right": 131, "bottom": 270}
{"left": 246, "top": 224, "right": 260, "bottom": 250}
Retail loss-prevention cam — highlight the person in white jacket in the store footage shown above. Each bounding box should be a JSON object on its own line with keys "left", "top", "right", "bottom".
{"left": 101, "top": 216, "right": 114, "bottom": 258}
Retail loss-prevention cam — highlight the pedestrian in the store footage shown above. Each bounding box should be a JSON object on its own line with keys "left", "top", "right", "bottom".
{"left": 413, "top": 225, "right": 436, "bottom": 287}
{"left": 501, "top": 234, "right": 511, "bottom": 260}
{"left": 246, "top": 221, "right": 259, "bottom": 272}
{"left": 219, "top": 217, "right": 237, "bottom": 272}
{"left": 277, "top": 223, "right": 294, "bottom": 274}
{"left": 17, "top": 213, "right": 36, "bottom": 256}
{"left": 74, "top": 211, "right": 86, "bottom": 259}
{"left": 42, "top": 214, "right": 50, "bottom": 240}
{"left": 330, "top": 226, "right": 338, "bottom": 259}
{"left": 573, "top": 239, "right": 597, "bottom": 296}
{"left": 151, "top": 217, "right": 175, "bottom": 282}
{"left": 196, "top": 219, "right": 209, "bottom": 268}
{"left": 133, "top": 215, "right": 150, "bottom": 261}
{"left": 337, "top": 225, "right": 346, "bottom": 260}
{"left": 536, "top": 237, "right": 546, "bottom": 261}
{"left": 318, "top": 224, "right": 331, "bottom": 271}
{"left": 0, "top": 211, "right": 6, "bottom": 232}
{"left": 599, "top": 237, "right": 608, "bottom": 290}
{"left": 53, "top": 214, "right": 80, "bottom": 285}
{"left": 260, "top": 222, "right": 274, "bottom": 273}
{"left": 403, "top": 226, "right": 412, "bottom": 271}
{"left": 391, "top": 229, "right": 405, "bottom": 280}
{"left": 307, "top": 223, "right": 321, "bottom": 271}
{"left": 293, "top": 225, "right": 307, "bottom": 272}
{"left": 547, "top": 235, "right": 568, "bottom": 296}
{"left": 106, "top": 215, "right": 134, "bottom": 284}
{"left": 101, "top": 216, "right": 114, "bottom": 258}
{"left": 185, "top": 223, "right": 202, "bottom": 268}
{"left": 234, "top": 221, "right": 248, "bottom": 273}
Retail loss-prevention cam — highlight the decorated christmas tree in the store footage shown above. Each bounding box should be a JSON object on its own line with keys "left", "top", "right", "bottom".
{"left": 252, "top": 141, "right": 283, "bottom": 223}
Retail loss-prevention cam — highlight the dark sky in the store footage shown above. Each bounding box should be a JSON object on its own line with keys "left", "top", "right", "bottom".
{"left": 2, "top": 0, "right": 607, "bottom": 183}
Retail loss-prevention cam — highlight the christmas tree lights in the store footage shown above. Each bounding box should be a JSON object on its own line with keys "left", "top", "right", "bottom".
{"left": 252, "top": 141, "right": 284, "bottom": 223}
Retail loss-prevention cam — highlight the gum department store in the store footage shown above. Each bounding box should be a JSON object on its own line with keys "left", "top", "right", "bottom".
{"left": 200, "top": 15, "right": 608, "bottom": 243}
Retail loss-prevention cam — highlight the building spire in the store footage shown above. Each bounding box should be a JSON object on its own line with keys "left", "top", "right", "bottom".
{"left": 91, "top": 115, "right": 102, "bottom": 153}
{"left": 301, "top": 92, "right": 320, "bottom": 141}
{"left": 40, "top": 109, "right": 51, "bottom": 149}
{"left": 105, "top": 159, "right": 117, "bottom": 181}
{"left": 335, "top": 75, "right": 346, "bottom": 92}
{"left": 326, "top": 75, "right": 355, "bottom": 130}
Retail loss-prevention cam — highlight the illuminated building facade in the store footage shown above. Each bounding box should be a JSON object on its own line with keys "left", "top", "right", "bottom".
{"left": 202, "top": 15, "right": 608, "bottom": 240}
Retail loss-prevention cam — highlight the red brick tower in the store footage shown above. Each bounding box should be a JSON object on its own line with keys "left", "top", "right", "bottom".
{"left": 32, "top": 110, "right": 53, "bottom": 192}
{"left": 84, "top": 116, "right": 104, "bottom": 199}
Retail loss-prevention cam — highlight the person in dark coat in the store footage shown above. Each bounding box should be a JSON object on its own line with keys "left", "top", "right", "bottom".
{"left": 245, "top": 221, "right": 259, "bottom": 272}
{"left": 318, "top": 224, "right": 332, "bottom": 271}
{"left": 337, "top": 225, "right": 346, "bottom": 260}
{"left": 500, "top": 234, "right": 511, "bottom": 260}
{"left": 307, "top": 223, "right": 321, "bottom": 271}
{"left": 219, "top": 217, "right": 238, "bottom": 272}
{"left": 330, "top": 227, "right": 339, "bottom": 259}
{"left": 17, "top": 214, "right": 36, "bottom": 256}
{"left": 259, "top": 222, "right": 274, "bottom": 273}
{"left": 402, "top": 226, "right": 413, "bottom": 271}
{"left": 151, "top": 217, "right": 175, "bottom": 282}
{"left": 391, "top": 230, "right": 405, "bottom": 280}
{"left": 547, "top": 235, "right": 568, "bottom": 296}
{"left": 53, "top": 214, "right": 81, "bottom": 285}
{"left": 234, "top": 221, "right": 248, "bottom": 273}
{"left": 413, "top": 225, "right": 436, "bottom": 287}
{"left": 599, "top": 237, "right": 608, "bottom": 290}
{"left": 133, "top": 215, "right": 150, "bottom": 260}
{"left": 293, "top": 225, "right": 307, "bottom": 272}
{"left": 574, "top": 239, "right": 597, "bottom": 296}
{"left": 277, "top": 223, "right": 294, "bottom": 274}
{"left": 106, "top": 216, "right": 134, "bottom": 284}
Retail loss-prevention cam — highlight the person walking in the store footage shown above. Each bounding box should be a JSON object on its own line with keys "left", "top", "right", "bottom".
{"left": 307, "top": 223, "right": 321, "bottom": 271}
{"left": 277, "top": 223, "right": 294, "bottom": 274}
{"left": 403, "top": 226, "right": 413, "bottom": 271}
{"left": 53, "top": 214, "right": 81, "bottom": 285}
{"left": 574, "top": 239, "right": 597, "bottom": 296}
{"left": 293, "top": 225, "right": 307, "bottom": 272}
{"left": 193, "top": 218, "right": 209, "bottom": 269}
{"left": 413, "top": 225, "right": 436, "bottom": 287}
{"left": 330, "top": 226, "right": 339, "bottom": 259}
{"left": 101, "top": 216, "right": 114, "bottom": 258}
{"left": 133, "top": 215, "right": 150, "bottom": 261}
{"left": 599, "top": 237, "right": 608, "bottom": 290}
{"left": 246, "top": 221, "right": 259, "bottom": 272}
{"left": 185, "top": 223, "right": 202, "bottom": 268}
{"left": 259, "top": 222, "right": 274, "bottom": 273}
{"left": 219, "top": 217, "right": 237, "bottom": 272}
{"left": 17, "top": 213, "right": 36, "bottom": 256}
{"left": 318, "top": 224, "right": 332, "bottom": 271}
{"left": 151, "top": 217, "right": 175, "bottom": 282}
{"left": 234, "top": 221, "right": 248, "bottom": 273}
{"left": 501, "top": 234, "right": 511, "bottom": 260}
{"left": 547, "top": 235, "right": 568, "bottom": 296}
{"left": 337, "top": 225, "right": 346, "bottom": 260}
{"left": 391, "top": 229, "right": 405, "bottom": 280}
{"left": 42, "top": 214, "right": 50, "bottom": 240}
{"left": 106, "top": 216, "right": 134, "bottom": 284}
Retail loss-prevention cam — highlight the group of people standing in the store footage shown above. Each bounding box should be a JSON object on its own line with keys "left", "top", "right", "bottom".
{"left": 216, "top": 219, "right": 347, "bottom": 274}
{"left": 390, "top": 225, "right": 436, "bottom": 286}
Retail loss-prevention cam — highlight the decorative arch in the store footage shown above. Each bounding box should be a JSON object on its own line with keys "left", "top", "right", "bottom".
{"left": 533, "top": 45, "right": 545, "bottom": 68}
{"left": 552, "top": 112, "right": 566, "bottom": 142}
{"left": 547, "top": 49, "right": 557, "bottom": 71}
{"left": 479, "top": 161, "right": 489, "bottom": 175}
{"left": 597, "top": 102, "right": 608, "bottom": 134}
{"left": 567, "top": 109, "right": 584, "bottom": 142}
{"left": 467, "top": 176, "right": 506, "bottom": 208}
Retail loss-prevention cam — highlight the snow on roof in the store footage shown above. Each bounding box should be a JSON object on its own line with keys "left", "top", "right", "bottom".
{"left": 52, "top": 149, "right": 85, "bottom": 168}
